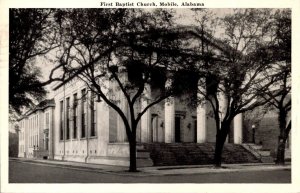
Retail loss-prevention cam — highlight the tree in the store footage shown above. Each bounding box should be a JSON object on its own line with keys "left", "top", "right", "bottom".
{"left": 194, "top": 9, "right": 283, "bottom": 167}
{"left": 9, "top": 9, "right": 59, "bottom": 114}
{"left": 259, "top": 9, "right": 291, "bottom": 165}
{"left": 52, "top": 9, "right": 198, "bottom": 172}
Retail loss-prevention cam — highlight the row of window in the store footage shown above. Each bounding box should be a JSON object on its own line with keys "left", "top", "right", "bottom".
{"left": 29, "top": 115, "right": 39, "bottom": 148}
{"left": 45, "top": 112, "right": 50, "bottom": 130}
{"left": 60, "top": 89, "right": 97, "bottom": 141}
{"left": 31, "top": 135, "right": 38, "bottom": 148}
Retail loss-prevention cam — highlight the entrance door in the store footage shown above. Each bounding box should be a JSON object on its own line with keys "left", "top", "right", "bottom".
{"left": 175, "top": 116, "right": 181, "bottom": 142}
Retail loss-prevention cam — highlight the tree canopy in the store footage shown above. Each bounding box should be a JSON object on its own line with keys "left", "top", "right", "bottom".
{"left": 51, "top": 9, "right": 204, "bottom": 171}
{"left": 9, "top": 9, "right": 59, "bottom": 114}
{"left": 188, "top": 9, "right": 291, "bottom": 167}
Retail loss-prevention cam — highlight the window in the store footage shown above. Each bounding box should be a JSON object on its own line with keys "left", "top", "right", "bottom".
{"left": 66, "top": 97, "right": 70, "bottom": 140}
{"left": 31, "top": 119, "right": 33, "bottom": 147}
{"left": 60, "top": 100, "right": 64, "bottom": 140}
{"left": 45, "top": 133, "right": 49, "bottom": 151}
{"left": 90, "top": 92, "right": 96, "bottom": 137}
{"left": 45, "top": 112, "right": 50, "bottom": 129}
{"left": 30, "top": 119, "right": 32, "bottom": 147}
{"left": 73, "top": 93, "right": 78, "bottom": 139}
{"left": 81, "top": 89, "right": 86, "bottom": 138}
{"left": 45, "top": 112, "right": 50, "bottom": 147}
{"left": 37, "top": 115, "right": 39, "bottom": 129}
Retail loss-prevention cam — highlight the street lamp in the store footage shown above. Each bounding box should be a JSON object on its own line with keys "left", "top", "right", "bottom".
{"left": 252, "top": 124, "right": 256, "bottom": 144}
{"left": 96, "top": 94, "right": 102, "bottom": 102}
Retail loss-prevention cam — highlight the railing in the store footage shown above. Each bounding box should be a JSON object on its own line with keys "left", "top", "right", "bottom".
{"left": 242, "top": 143, "right": 262, "bottom": 161}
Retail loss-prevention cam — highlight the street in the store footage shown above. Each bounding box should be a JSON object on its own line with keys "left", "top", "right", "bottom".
{"left": 9, "top": 160, "right": 291, "bottom": 183}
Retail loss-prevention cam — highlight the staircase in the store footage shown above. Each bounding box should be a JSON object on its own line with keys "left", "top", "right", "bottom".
{"left": 136, "top": 144, "right": 153, "bottom": 167}
{"left": 242, "top": 143, "right": 274, "bottom": 163}
{"left": 138, "top": 143, "right": 261, "bottom": 166}
{"left": 285, "top": 148, "right": 291, "bottom": 161}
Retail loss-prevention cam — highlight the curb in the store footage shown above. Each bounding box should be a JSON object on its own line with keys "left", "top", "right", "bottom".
{"left": 10, "top": 159, "right": 155, "bottom": 177}
{"left": 10, "top": 158, "right": 291, "bottom": 177}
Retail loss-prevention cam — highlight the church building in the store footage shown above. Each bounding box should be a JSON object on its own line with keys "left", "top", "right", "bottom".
{"left": 17, "top": 73, "right": 249, "bottom": 167}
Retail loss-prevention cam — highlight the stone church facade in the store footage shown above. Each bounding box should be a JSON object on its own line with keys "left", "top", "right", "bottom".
{"left": 17, "top": 75, "right": 248, "bottom": 166}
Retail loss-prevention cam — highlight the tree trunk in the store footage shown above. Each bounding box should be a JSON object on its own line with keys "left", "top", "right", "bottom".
{"left": 129, "top": 139, "right": 137, "bottom": 172}
{"left": 214, "top": 122, "right": 230, "bottom": 168}
{"left": 275, "top": 109, "right": 287, "bottom": 165}
{"left": 214, "top": 134, "right": 225, "bottom": 167}
{"left": 128, "top": 122, "right": 138, "bottom": 172}
{"left": 275, "top": 136, "right": 286, "bottom": 165}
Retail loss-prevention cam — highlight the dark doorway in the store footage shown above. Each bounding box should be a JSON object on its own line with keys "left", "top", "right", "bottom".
{"left": 175, "top": 116, "right": 181, "bottom": 142}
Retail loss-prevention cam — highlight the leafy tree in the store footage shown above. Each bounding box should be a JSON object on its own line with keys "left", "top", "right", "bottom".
{"left": 52, "top": 9, "right": 198, "bottom": 172}
{"left": 259, "top": 9, "right": 291, "bottom": 165}
{"left": 194, "top": 9, "right": 284, "bottom": 167}
{"left": 9, "top": 9, "right": 60, "bottom": 114}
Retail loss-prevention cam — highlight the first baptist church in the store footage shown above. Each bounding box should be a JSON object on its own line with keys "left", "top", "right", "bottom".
{"left": 16, "top": 70, "right": 290, "bottom": 167}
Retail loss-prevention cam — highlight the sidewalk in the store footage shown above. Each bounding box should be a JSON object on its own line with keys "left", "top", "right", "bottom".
{"left": 10, "top": 157, "right": 291, "bottom": 176}
{"left": 141, "top": 163, "right": 291, "bottom": 176}
{"left": 10, "top": 157, "right": 127, "bottom": 172}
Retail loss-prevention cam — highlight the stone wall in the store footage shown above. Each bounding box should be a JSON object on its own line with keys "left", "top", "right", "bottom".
{"left": 243, "top": 107, "right": 290, "bottom": 157}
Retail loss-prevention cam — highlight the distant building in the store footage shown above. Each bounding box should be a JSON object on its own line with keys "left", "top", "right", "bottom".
{"left": 17, "top": 99, "right": 55, "bottom": 159}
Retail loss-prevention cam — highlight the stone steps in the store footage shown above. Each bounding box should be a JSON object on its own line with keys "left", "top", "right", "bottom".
{"left": 242, "top": 143, "right": 274, "bottom": 163}
{"left": 139, "top": 143, "right": 260, "bottom": 166}
{"left": 285, "top": 149, "right": 291, "bottom": 160}
{"left": 261, "top": 156, "right": 274, "bottom": 163}
{"left": 136, "top": 144, "right": 153, "bottom": 167}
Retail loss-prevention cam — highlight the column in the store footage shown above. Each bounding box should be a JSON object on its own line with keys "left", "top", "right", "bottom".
{"left": 141, "top": 84, "right": 151, "bottom": 142}
{"left": 196, "top": 103, "right": 206, "bottom": 143}
{"left": 218, "top": 93, "right": 227, "bottom": 121}
{"left": 49, "top": 108, "right": 54, "bottom": 159}
{"left": 218, "top": 91, "right": 228, "bottom": 143}
{"left": 196, "top": 80, "right": 207, "bottom": 143}
{"left": 164, "top": 77, "right": 175, "bottom": 143}
{"left": 164, "top": 97, "right": 175, "bottom": 143}
{"left": 102, "top": 80, "right": 111, "bottom": 144}
{"left": 117, "top": 94, "right": 128, "bottom": 142}
{"left": 25, "top": 118, "right": 28, "bottom": 158}
{"left": 234, "top": 113, "right": 243, "bottom": 144}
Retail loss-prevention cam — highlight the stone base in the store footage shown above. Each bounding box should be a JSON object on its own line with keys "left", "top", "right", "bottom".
{"left": 87, "top": 156, "right": 129, "bottom": 166}
{"left": 53, "top": 154, "right": 130, "bottom": 166}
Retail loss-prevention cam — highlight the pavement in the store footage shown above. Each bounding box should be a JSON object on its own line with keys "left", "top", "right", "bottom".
{"left": 9, "top": 157, "right": 291, "bottom": 176}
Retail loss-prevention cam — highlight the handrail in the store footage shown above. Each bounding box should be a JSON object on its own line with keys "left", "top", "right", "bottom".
{"left": 242, "top": 143, "right": 262, "bottom": 161}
